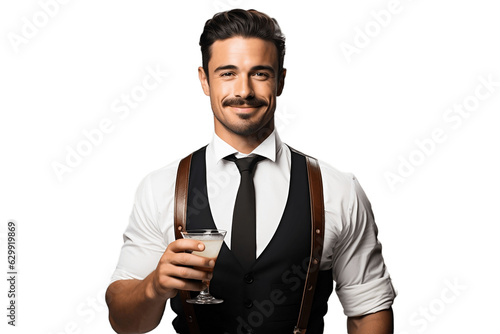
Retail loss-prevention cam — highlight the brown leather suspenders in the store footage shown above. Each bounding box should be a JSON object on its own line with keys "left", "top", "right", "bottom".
{"left": 173, "top": 147, "right": 325, "bottom": 334}
{"left": 174, "top": 154, "right": 200, "bottom": 334}
{"left": 292, "top": 149, "right": 325, "bottom": 334}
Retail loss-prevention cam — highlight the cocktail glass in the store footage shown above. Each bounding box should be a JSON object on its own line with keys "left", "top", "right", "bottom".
{"left": 180, "top": 229, "right": 226, "bottom": 304}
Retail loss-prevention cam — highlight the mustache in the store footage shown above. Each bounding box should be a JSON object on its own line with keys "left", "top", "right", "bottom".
{"left": 222, "top": 97, "right": 268, "bottom": 108}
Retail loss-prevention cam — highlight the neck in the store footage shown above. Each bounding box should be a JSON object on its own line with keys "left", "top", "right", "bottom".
{"left": 215, "top": 120, "right": 274, "bottom": 154}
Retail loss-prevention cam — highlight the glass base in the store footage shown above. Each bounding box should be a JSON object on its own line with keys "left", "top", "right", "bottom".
{"left": 186, "top": 294, "right": 224, "bottom": 304}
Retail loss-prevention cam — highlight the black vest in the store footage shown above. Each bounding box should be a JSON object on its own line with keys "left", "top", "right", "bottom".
{"left": 171, "top": 146, "right": 334, "bottom": 334}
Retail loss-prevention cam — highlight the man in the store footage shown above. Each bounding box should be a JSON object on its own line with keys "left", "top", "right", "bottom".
{"left": 106, "top": 9, "right": 396, "bottom": 334}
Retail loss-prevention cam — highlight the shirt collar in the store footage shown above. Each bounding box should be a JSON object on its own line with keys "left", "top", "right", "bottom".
{"left": 211, "top": 130, "right": 281, "bottom": 164}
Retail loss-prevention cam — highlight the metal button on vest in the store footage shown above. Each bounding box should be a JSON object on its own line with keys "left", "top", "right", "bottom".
{"left": 243, "top": 298, "right": 253, "bottom": 308}
{"left": 244, "top": 273, "right": 254, "bottom": 284}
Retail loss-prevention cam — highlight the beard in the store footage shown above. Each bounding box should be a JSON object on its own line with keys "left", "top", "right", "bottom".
{"left": 213, "top": 109, "right": 275, "bottom": 144}
{"left": 214, "top": 110, "right": 273, "bottom": 137}
{"left": 213, "top": 96, "right": 274, "bottom": 137}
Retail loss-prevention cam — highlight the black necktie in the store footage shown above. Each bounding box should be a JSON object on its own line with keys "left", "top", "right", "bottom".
{"left": 225, "top": 154, "right": 265, "bottom": 270}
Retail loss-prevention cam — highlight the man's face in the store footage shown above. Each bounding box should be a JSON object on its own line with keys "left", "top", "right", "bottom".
{"left": 198, "top": 37, "right": 285, "bottom": 142}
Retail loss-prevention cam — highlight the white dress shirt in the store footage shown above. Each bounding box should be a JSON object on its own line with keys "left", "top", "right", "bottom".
{"left": 110, "top": 130, "right": 396, "bottom": 317}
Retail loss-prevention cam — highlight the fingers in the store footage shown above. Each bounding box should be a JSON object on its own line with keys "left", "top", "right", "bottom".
{"left": 165, "top": 239, "right": 215, "bottom": 268}
{"left": 150, "top": 239, "right": 216, "bottom": 298}
{"left": 154, "top": 272, "right": 208, "bottom": 293}
{"left": 168, "top": 252, "right": 215, "bottom": 269}
{"left": 168, "top": 238, "right": 205, "bottom": 253}
{"left": 149, "top": 271, "right": 207, "bottom": 300}
{"left": 158, "top": 259, "right": 213, "bottom": 282}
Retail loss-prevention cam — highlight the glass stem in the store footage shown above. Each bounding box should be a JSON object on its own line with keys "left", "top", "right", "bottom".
{"left": 199, "top": 281, "right": 211, "bottom": 297}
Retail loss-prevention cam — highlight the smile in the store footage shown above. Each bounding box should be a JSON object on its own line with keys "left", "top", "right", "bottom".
{"left": 228, "top": 106, "right": 261, "bottom": 112}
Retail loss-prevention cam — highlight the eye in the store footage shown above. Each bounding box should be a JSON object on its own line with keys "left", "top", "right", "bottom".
{"left": 220, "top": 72, "right": 235, "bottom": 77}
{"left": 253, "top": 72, "right": 270, "bottom": 80}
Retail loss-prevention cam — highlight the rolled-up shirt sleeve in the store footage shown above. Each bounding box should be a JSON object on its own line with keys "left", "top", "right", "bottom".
{"left": 110, "top": 173, "right": 168, "bottom": 283}
{"left": 332, "top": 176, "right": 396, "bottom": 317}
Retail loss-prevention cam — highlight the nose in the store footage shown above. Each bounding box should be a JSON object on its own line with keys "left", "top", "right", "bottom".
{"left": 234, "top": 76, "right": 254, "bottom": 99}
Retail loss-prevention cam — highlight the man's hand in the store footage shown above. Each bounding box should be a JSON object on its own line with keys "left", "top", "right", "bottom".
{"left": 347, "top": 308, "right": 394, "bottom": 334}
{"left": 148, "top": 239, "right": 215, "bottom": 300}
{"left": 106, "top": 239, "right": 215, "bottom": 334}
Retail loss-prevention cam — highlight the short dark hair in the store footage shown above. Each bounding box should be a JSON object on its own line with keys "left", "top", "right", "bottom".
{"left": 199, "top": 9, "right": 286, "bottom": 80}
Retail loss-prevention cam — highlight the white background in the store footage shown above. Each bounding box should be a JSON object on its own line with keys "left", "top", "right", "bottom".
{"left": 1, "top": 0, "right": 499, "bottom": 333}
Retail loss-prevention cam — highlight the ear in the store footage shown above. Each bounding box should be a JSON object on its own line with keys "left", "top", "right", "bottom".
{"left": 277, "top": 68, "right": 286, "bottom": 96}
{"left": 198, "top": 66, "right": 210, "bottom": 96}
